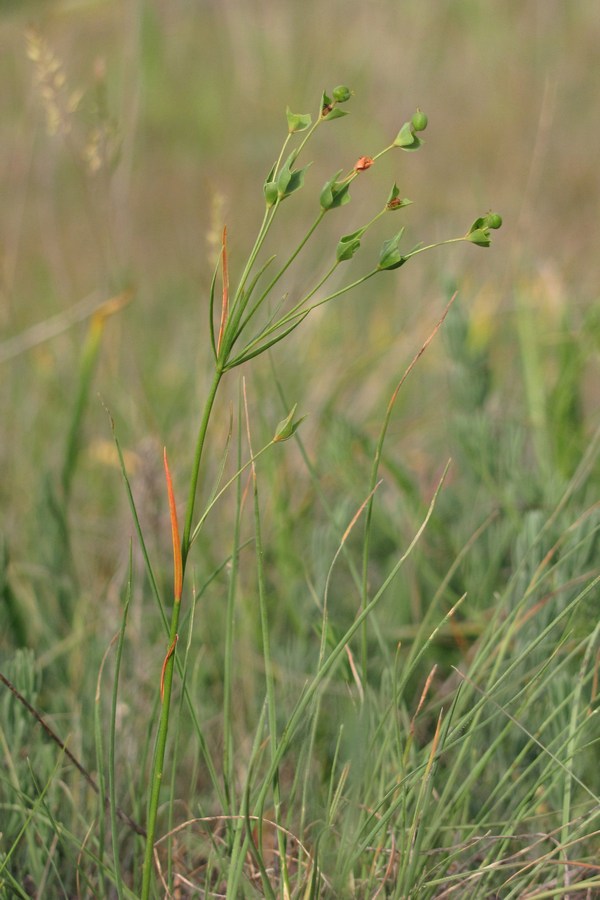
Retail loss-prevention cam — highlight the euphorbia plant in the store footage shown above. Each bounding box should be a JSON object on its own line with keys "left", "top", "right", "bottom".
{"left": 139, "top": 86, "right": 501, "bottom": 897}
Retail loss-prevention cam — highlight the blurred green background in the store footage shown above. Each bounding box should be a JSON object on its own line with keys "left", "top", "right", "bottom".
{"left": 1, "top": 0, "right": 599, "bottom": 650}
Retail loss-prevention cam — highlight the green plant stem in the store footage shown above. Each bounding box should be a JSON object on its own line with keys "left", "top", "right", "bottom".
{"left": 140, "top": 596, "right": 181, "bottom": 900}
{"left": 110, "top": 551, "right": 132, "bottom": 900}
{"left": 251, "top": 436, "right": 291, "bottom": 896}
{"left": 181, "top": 366, "right": 224, "bottom": 568}
{"left": 222, "top": 397, "right": 244, "bottom": 823}
{"left": 142, "top": 364, "right": 224, "bottom": 897}
{"left": 361, "top": 391, "right": 396, "bottom": 682}
{"left": 235, "top": 205, "right": 278, "bottom": 304}
{"left": 258, "top": 210, "right": 325, "bottom": 305}
{"left": 404, "top": 237, "right": 466, "bottom": 260}
{"left": 188, "top": 438, "right": 276, "bottom": 548}
{"left": 233, "top": 259, "right": 339, "bottom": 364}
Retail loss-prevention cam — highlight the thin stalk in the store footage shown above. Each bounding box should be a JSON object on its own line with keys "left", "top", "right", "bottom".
{"left": 235, "top": 205, "right": 385, "bottom": 355}
{"left": 403, "top": 236, "right": 466, "bottom": 260}
{"left": 251, "top": 210, "right": 326, "bottom": 312}
{"left": 181, "top": 366, "right": 223, "bottom": 567}
{"left": 234, "top": 204, "right": 278, "bottom": 304}
{"left": 109, "top": 550, "right": 132, "bottom": 900}
{"left": 222, "top": 391, "right": 244, "bottom": 825}
{"left": 189, "top": 437, "right": 277, "bottom": 548}
{"left": 140, "top": 604, "right": 181, "bottom": 899}
{"left": 361, "top": 388, "right": 399, "bottom": 685}
{"left": 166, "top": 580, "right": 200, "bottom": 891}
{"left": 113, "top": 417, "right": 226, "bottom": 809}
{"left": 561, "top": 621, "right": 600, "bottom": 884}
{"left": 287, "top": 268, "right": 378, "bottom": 318}
{"left": 228, "top": 269, "right": 378, "bottom": 369}
{"left": 141, "top": 451, "right": 184, "bottom": 899}
{"left": 93, "top": 655, "right": 108, "bottom": 899}
{"left": 226, "top": 702, "right": 269, "bottom": 899}
{"left": 244, "top": 384, "right": 290, "bottom": 896}
{"left": 361, "top": 295, "right": 457, "bottom": 681}
{"left": 233, "top": 259, "right": 339, "bottom": 364}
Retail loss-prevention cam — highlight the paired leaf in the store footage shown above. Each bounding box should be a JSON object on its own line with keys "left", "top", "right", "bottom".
{"left": 336, "top": 227, "right": 366, "bottom": 262}
{"left": 263, "top": 161, "right": 279, "bottom": 207}
{"left": 273, "top": 404, "right": 306, "bottom": 442}
{"left": 466, "top": 228, "right": 491, "bottom": 247}
{"left": 320, "top": 90, "right": 349, "bottom": 121}
{"left": 264, "top": 153, "right": 311, "bottom": 205}
{"left": 386, "top": 182, "right": 412, "bottom": 211}
{"left": 378, "top": 227, "right": 407, "bottom": 270}
{"left": 286, "top": 106, "right": 312, "bottom": 134}
{"left": 469, "top": 212, "right": 503, "bottom": 232}
{"left": 323, "top": 107, "right": 348, "bottom": 121}
{"left": 320, "top": 170, "right": 351, "bottom": 211}
{"left": 393, "top": 121, "right": 423, "bottom": 151}
{"left": 466, "top": 213, "right": 502, "bottom": 248}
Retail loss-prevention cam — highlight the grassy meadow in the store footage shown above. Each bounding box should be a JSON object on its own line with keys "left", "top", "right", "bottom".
{"left": 1, "top": 1, "right": 600, "bottom": 896}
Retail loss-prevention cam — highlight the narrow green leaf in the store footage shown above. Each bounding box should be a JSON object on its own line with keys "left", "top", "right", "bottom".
{"left": 208, "top": 253, "right": 220, "bottom": 359}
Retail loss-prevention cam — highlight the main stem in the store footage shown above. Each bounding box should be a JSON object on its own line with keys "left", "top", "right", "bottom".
{"left": 181, "top": 366, "right": 224, "bottom": 570}
{"left": 141, "top": 601, "right": 181, "bottom": 898}
{"left": 141, "top": 365, "right": 223, "bottom": 898}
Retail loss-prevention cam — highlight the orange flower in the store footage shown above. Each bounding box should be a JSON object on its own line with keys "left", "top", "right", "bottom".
{"left": 354, "top": 156, "right": 374, "bottom": 171}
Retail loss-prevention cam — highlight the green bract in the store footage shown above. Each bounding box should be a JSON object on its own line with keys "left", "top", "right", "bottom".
{"left": 285, "top": 106, "right": 312, "bottom": 134}
{"left": 466, "top": 213, "right": 503, "bottom": 248}
{"left": 378, "top": 228, "right": 407, "bottom": 270}
{"left": 320, "top": 170, "right": 351, "bottom": 211}
{"left": 466, "top": 228, "right": 491, "bottom": 247}
{"left": 386, "top": 183, "right": 412, "bottom": 211}
{"left": 320, "top": 90, "right": 349, "bottom": 120}
{"left": 263, "top": 162, "right": 278, "bottom": 207}
{"left": 273, "top": 404, "right": 306, "bottom": 442}
{"left": 336, "top": 228, "right": 366, "bottom": 262}
{"left": 265, "top": 150, "right": 311, "bottom": 206}
{"left": 393, "top": 121, "right": 423, "bottom": 151}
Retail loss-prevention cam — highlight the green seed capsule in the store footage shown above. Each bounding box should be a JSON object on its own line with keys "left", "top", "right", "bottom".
{"left": 486, "top": 212, "right": 503, "bottom": 229}
{"left": 332, "top": 85, "right": 351, "bottom": 103}
{"left": 411, "top": 108, "right": 428, "bottom": 132}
